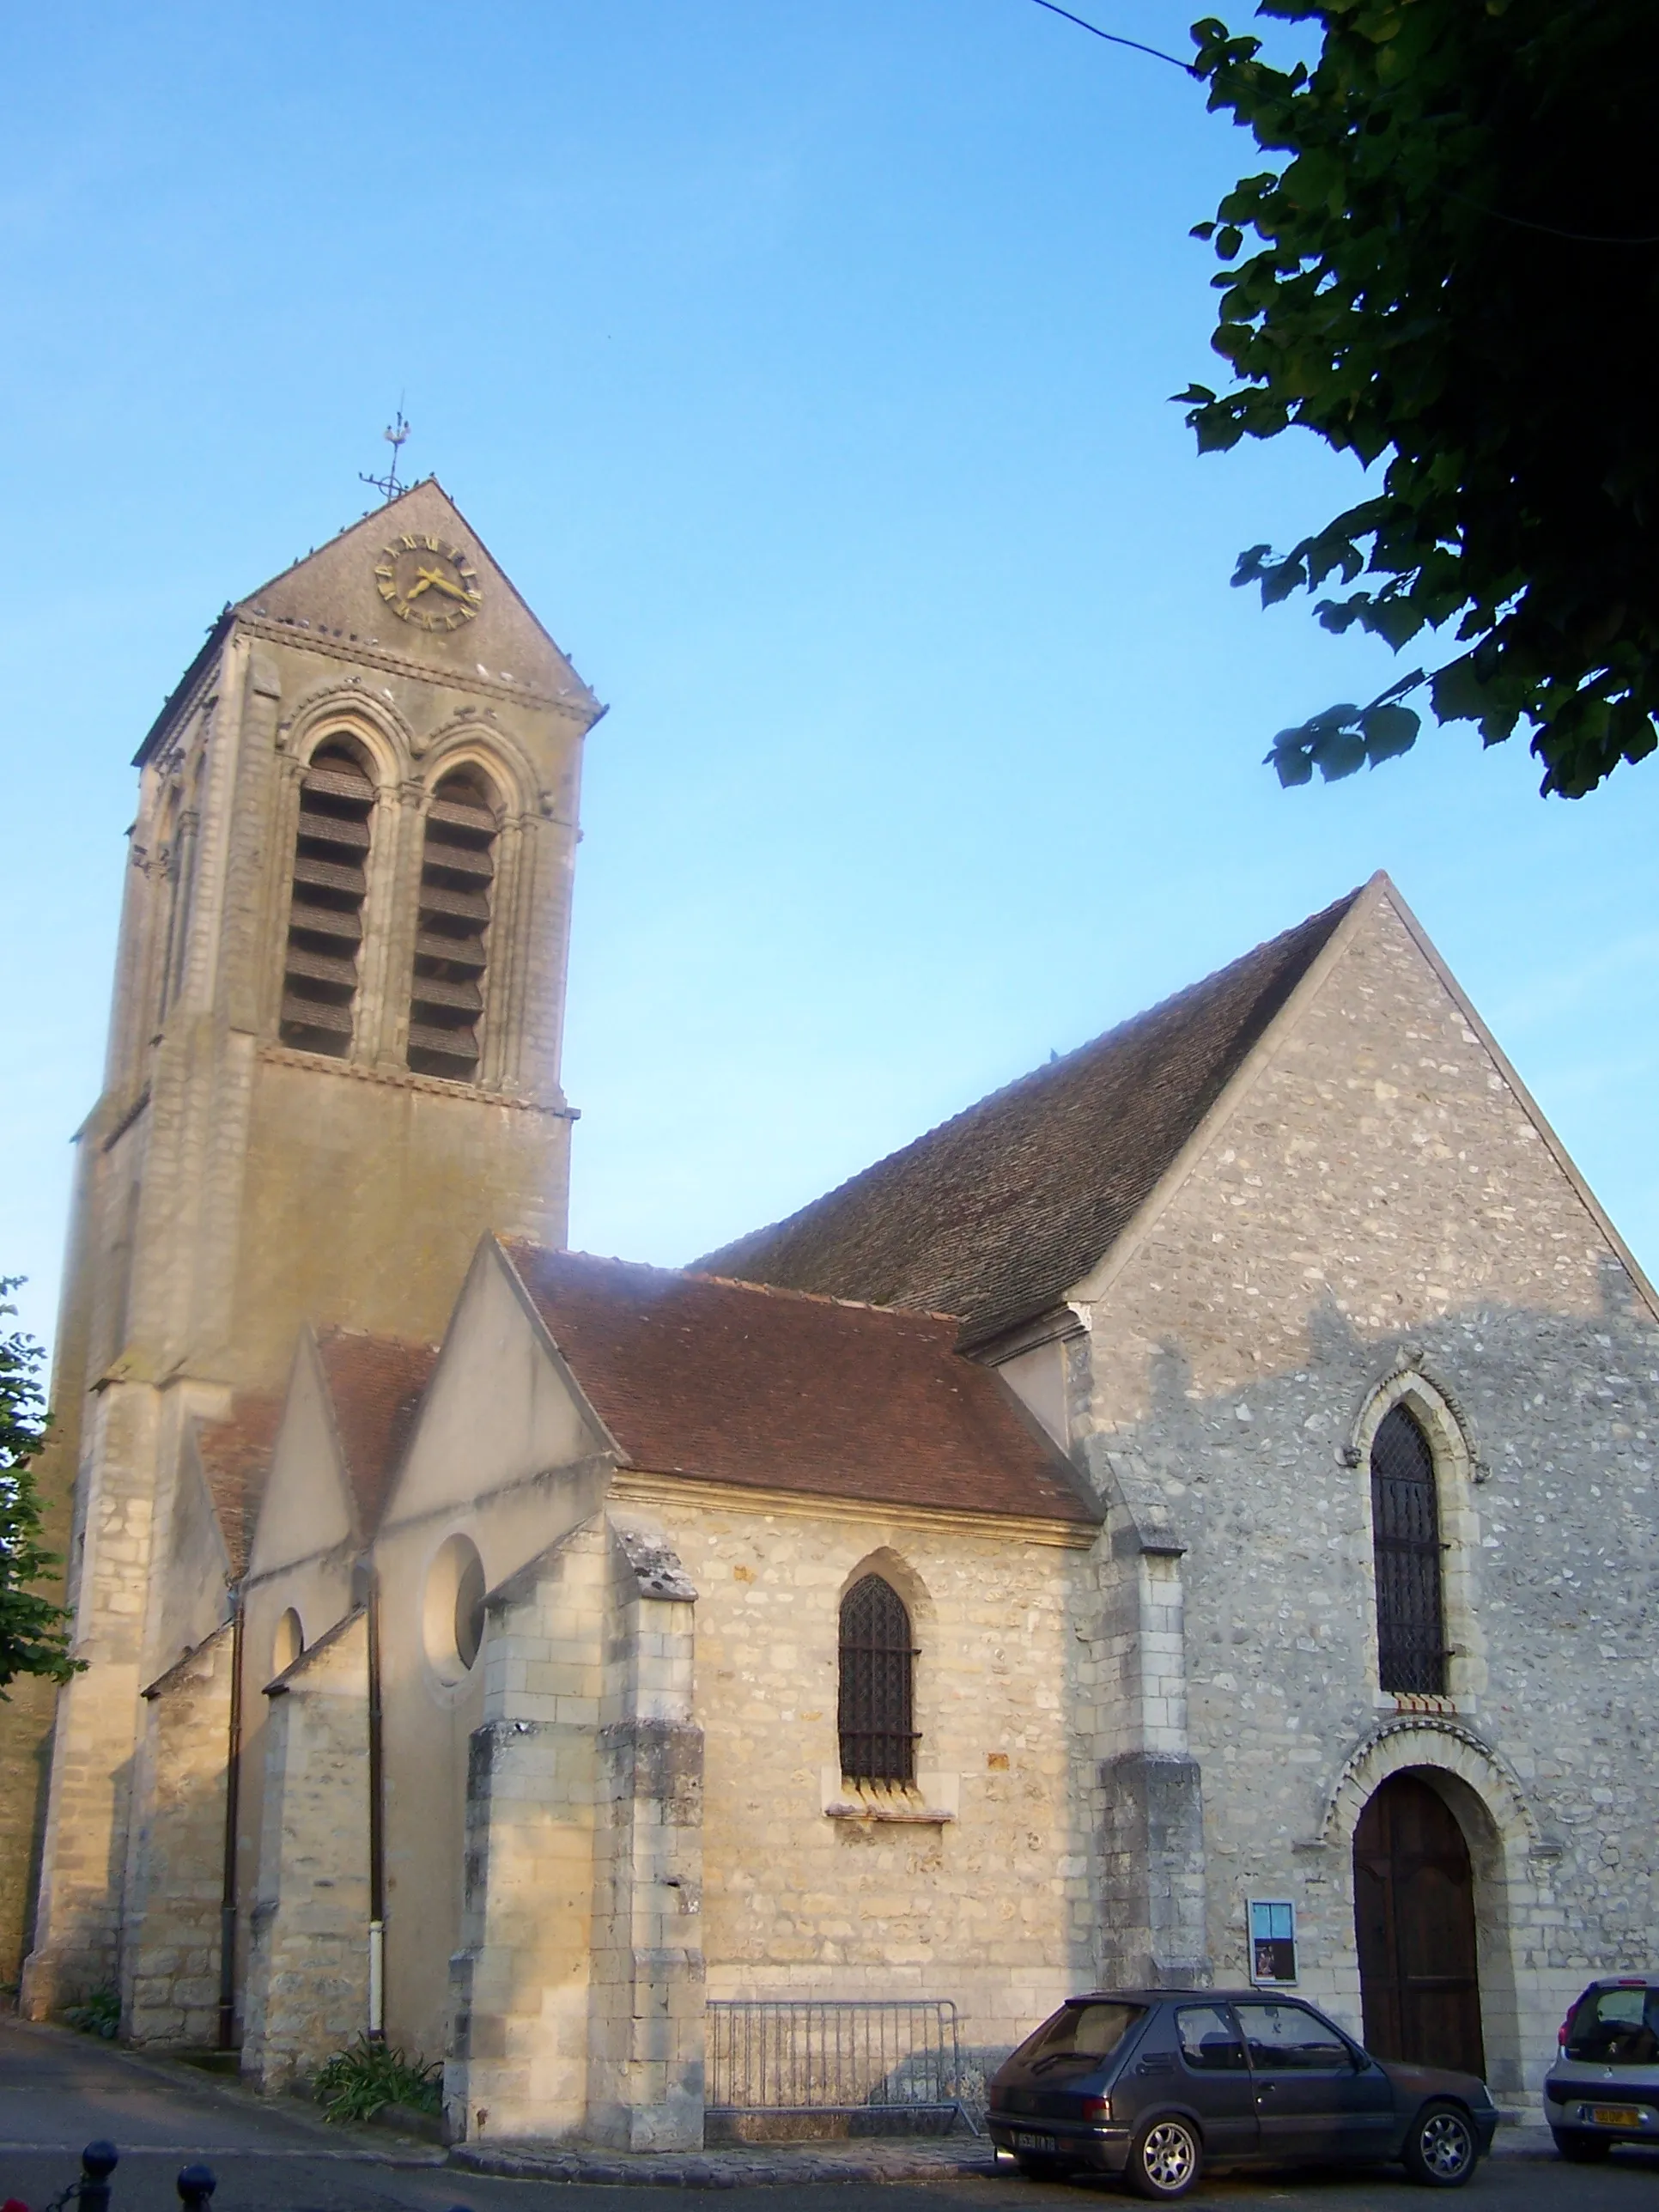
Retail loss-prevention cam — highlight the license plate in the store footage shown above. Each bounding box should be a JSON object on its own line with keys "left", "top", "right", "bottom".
{"left": 1013, "top": 2131, "right": 1056, "bottom": 2151}
{"left": 1589, "top": 2106, "right": 1642, "bottom": 2128}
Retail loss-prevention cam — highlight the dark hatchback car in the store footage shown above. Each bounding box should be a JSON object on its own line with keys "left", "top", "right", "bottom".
{"left": 988, "top": 1990, "right": 1498, "bottom": 2199}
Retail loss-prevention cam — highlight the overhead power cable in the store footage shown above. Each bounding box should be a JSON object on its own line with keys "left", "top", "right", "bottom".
{"left": 1024, "top": 0, "right": 1194, "bottom": 74}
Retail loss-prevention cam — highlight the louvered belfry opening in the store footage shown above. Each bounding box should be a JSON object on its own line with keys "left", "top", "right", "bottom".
{"left": 1370, "top": 1404, "right": 1448, "bottom": 1695}
{"left": 838, "top": 1574, "right": 919, "bottom": 1784}
{"left": 278, "top": 738, "right": 375, "bottom": 1057}
{"left": 407, "top": 765, "right": 499, "bottom": 1080}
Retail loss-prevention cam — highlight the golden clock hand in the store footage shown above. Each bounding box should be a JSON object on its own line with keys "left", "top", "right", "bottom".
{"left": 416, "top": 567, "right": 472, "bottom": 603}
{"left": 403, "top": 573, "right": 434, "bottom": 602}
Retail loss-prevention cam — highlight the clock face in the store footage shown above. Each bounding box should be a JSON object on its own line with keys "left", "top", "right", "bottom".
{"left": 374, "top": 532, "right": 483, "bottom": 631}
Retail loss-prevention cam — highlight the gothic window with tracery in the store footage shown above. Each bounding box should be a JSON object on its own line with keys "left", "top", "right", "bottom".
{"left": 1370, "top": 1403, "right": 1447, "bottom": 1694}
{"left": 279, "top": 738, "right": 375, "bottom": 1057}
{"left": 407, "top": 765, "right": 499, "bottom": 1080}
{"left": 838, "top": 1573, "right": 918, "bottom": 1784}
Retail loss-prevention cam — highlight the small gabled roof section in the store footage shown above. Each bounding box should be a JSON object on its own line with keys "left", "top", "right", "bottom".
{"left": 699, "top": 887, "right": 1364, "bottom": 1348}
{"left": 194, "top": 1395, "right": 283, "bottom": 1577}
{"left": 500, "top": 1243, "right": 1098, "bottom": 1526}
{"left": 315, "top": 1328, "right": 439, "bottom": 1539}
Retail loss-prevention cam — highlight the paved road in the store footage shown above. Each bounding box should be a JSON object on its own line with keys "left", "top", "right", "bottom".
{"left": 3, "top": 2018, "right": 1656, "bottom": 2212}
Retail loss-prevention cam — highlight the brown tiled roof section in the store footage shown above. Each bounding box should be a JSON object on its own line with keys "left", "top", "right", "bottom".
{"left": 195, "top": 1396, "right": 283, "bottom": 1576}
{"left": 502, "top": 1243, "right": 1098, "bottom": 1525}
{"left": 316, "top": 1331, "right": 439, "bottom": 1534}
{"left": 700, "top": 890, "right": 1362, "bottom": 1346}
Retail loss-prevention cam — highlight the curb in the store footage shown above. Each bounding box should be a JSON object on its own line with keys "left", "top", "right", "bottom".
{"left": 452, "top": 2142, "right": 1002, "bottom": 2189}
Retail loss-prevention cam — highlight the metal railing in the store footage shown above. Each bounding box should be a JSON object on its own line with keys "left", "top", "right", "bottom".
{"left": 706, "top": 1998, "right": 978, "bottom": 2133}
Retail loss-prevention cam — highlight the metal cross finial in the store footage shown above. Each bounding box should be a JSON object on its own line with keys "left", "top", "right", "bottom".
{"left": 361, "top": 406, "right": 411, "bottom": 503}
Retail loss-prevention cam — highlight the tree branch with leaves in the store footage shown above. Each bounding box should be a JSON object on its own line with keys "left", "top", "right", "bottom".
{"left": 1, "top": 1282, "right": 80, "bottom": 1696}
{"left": 1179, "top": 0, "right": 1659, "bottom": 797}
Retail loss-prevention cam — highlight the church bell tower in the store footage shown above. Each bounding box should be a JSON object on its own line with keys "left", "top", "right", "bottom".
{"left": 17, "top": 483, "right": 602, "bottom": 2008}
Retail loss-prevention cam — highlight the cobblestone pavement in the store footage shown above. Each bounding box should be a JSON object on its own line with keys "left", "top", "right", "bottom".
{"left": 4, "top": 2017, "right": 1658, "bottom": 2212}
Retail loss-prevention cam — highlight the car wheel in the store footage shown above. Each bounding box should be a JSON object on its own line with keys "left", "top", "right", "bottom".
{"left": 1551, "top": 2128, "right": 1611, "bottom": 2163}
{"left": 1125, "top": 2112, "right": 1203, "bottom": 2201}
{"left": 1401, "top": 2100, "right": 1479, "bottom": 2188}
{"left": 1013, "top": 2152, "right": 1073, "bottom": 2181}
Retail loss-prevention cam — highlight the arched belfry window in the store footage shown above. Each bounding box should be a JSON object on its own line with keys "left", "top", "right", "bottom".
{"left": 279, "top": 738, "right": 375, "bottom": 1056}
{"left": 838, "top": 1574, "right": 918, "bottom": 1784}
{"left": 1370, "top": 1403, "right": 1447, "bottom": 1695}
{"left": 407, "top": 765, "right": 499, "bottom": 1080}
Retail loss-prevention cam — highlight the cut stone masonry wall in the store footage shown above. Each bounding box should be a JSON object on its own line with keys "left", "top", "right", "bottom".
{"left": 240, "top": 1610, "right": 371, "bottom": 2093}
{"left": 124, "top": 1623, "right": 234, "bottom": 2045}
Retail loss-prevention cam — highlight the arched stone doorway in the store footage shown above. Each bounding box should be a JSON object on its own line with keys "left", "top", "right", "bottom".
{"left": 1353, "top": 1771, "right": 1485, "bottom": 2077}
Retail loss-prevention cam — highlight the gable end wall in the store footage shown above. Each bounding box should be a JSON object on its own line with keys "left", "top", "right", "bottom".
{"left": 1073, "top": 890, "right": 1659, "bottom": 2097}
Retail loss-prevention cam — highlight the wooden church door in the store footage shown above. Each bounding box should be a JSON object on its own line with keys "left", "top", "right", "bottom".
{"left": 1353, "top": 1772, "right": 1486, "bottom": 2078}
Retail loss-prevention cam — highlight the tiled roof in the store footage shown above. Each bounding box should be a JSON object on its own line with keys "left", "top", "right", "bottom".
{"left": 502, "top": 1243, "right": 1099, "bottom": 1526}
{"left": 195, "top": 1397, "right": 283, "bottom": 1576}
{"left": 316, "top": 1330, "right": 439, "bottom": 1534}
{"left": 699, "top": 890, "right": 1363, "bottom": 1346}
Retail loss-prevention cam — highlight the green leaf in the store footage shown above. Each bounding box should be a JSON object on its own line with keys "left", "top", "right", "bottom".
{"left": 1265, "top": 731, "right": 1317, "bottom": 784}
{"left": 1259, "top": 556, "right": 1309, "bottom": 605}
{"left": 1359, "top": 702, "right": 1420, "bottom": 759}
{"left": 1312, "top": 727, "right": 1368, "bottom": 779}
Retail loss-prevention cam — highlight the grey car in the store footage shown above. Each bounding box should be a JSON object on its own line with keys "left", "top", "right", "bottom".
{"left": 1543, "top": 1976, "right": 1659, "bottom": 2160}
{"left": 986, "top": 1990, "right": 1498, "bottom": 2199}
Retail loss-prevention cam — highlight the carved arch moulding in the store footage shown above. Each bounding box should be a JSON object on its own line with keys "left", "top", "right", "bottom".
{"left": 417, "top": 714, "right": 542, "bottom": 819}
{"left": 1317, "top": 1717, "right": 1548, "bottom": 1857}
{"left": 275, "top": 680, "right": 416, "bottom": 787}
{"left": 1346, "top": 1355, "right": 1487, "bottom": 1484}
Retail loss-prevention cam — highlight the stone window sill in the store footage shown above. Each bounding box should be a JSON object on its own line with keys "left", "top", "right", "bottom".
{"left": 819, "top": 1766, "right": 958, "bottom": 1824}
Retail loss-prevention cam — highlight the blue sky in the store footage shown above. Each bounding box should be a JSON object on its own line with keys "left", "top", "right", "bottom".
{"left": 4, "top": 2, "right": 1656, "bottom": 1361}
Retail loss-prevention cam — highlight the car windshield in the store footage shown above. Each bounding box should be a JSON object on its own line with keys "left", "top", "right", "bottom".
{"left": 1565, "top": 1987, "right": 1659, "bottom": 2065}
{"left": 1013, "top": 2002, "right": 1145, "bottom": 2069}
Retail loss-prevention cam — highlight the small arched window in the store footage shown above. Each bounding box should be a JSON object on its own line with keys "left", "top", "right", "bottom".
{"left": 272, "top": 1607, "right": 305, "bottom": 1678}
{"left": 407, "top": 765, "right": 500, "bottom": 1080}
{"left": 838, "top": 1574, "right": 918, "bottom": 1784}
{"left": 279, "top": 738, "right": 375, "bottom": 1056}
{"left": 1370, "top": 1403, "right": 1447, "bottom": 1694}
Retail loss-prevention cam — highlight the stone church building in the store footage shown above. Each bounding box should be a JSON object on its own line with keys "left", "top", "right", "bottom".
{"left": 8, "top": 484, "right": 1656, "bottom": 2147}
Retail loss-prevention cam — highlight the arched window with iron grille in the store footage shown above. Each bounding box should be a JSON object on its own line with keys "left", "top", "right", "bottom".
{"left": 407, "top": 764, "right": 500, "bottom": 1080}
{"left": 279, "top": 738, "right": 375, "bottom": 1057}
{"left": 1370, "top": 1403, "right": 1447, "bottom": 1694}
{"left": 838, "top": 1573, "right": 918, "bottom": 1784}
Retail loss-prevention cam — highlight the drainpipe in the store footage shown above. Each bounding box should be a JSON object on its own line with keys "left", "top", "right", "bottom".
{"left": 217, "top": 1595, "right": 244, "bottom": 2051}
{"left": 366, "top": 1565, "right": 386, "bottom": 2039}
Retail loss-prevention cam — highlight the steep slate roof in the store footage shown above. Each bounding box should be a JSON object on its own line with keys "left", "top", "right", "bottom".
{"left": 195, "top": 1397, "right": 283, "bottom": 1576}
{"left": 700, "top": 889, "right": 1363, "bottom": 1347}
{"left": 502, "top": 1243, "right": 1098, "bottom": 1526}
{"left": 316, "top": 1329, "right": 439, "bottom": 1535}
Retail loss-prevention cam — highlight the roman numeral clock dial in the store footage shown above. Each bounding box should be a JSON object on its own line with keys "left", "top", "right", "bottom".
{"left": 374, "top": 532, "right": 483, "bottom": 632}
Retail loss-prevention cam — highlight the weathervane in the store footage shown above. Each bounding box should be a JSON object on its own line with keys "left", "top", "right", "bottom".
{"left": 361, "top": 406, "right": 411, "bottom": 503}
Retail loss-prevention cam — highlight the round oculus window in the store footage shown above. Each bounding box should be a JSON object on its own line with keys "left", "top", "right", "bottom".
{"left": 423, "top": 1534, "right": 486, "bottom": 1685}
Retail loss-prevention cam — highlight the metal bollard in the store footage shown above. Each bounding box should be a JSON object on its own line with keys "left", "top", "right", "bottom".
{"left": 76, "top": 2143, "right": 118, "bottom": 2212}
{"left": 174, "top": 2168, "right": 216, "bottom": 2212}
